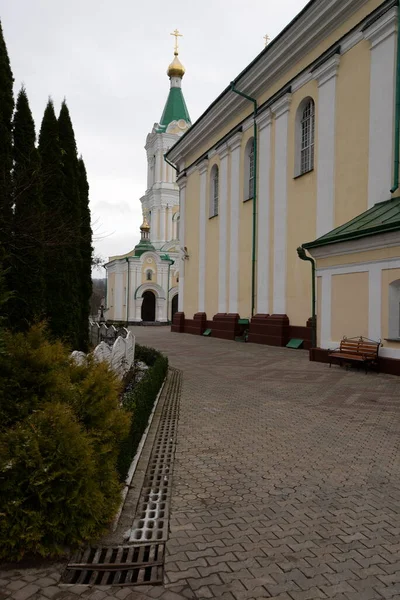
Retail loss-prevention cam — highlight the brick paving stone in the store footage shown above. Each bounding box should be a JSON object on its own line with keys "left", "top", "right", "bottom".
{"left": 41, "top": 587, "right": 62, "bottom": 599}
{"left": 3, "top": 329, "right": 400, "bottom": 600}
{"left": 13, "top": 585, "right": 39, "bottom": 600}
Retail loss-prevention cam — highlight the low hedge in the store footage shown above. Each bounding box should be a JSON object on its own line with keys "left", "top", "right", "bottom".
{"left": 117, "top": 344, "right": 168, "bottom": 480}
{"left": 0, "top": 324, "right": 130, "bottom": 560}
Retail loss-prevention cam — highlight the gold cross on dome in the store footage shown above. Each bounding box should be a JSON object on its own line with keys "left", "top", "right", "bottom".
{"left": 170, "top": 29, "right": 183, "bottom": 54}
{"left": 264, "top": 34, "right": 270, "bottom": 47}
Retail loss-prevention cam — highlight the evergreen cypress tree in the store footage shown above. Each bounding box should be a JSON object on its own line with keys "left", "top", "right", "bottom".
{"left": 0, "top": 20, "right": 14, "bottom": 258}
{"left": 77, "top": 157, "right": 92, "bottom": 351}
{"left": 11, "top": 87, "right": 45, "bottom": 330}
{"left": 38, "top": 99, "right": 70, "bottom": 344}
{"left": 57, "top": 100, "right": 81, "bottom": 349}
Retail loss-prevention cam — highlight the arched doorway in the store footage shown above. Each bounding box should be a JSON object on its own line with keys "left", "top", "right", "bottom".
{"left": 141, "top": 290, "right": 156, "bottom": 322}
{"left": 171, "top": 294, "right": 179, "bottom": 321}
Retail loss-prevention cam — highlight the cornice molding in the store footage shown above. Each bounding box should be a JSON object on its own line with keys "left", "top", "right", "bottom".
{"left": 271, "top": 93, "right": 291, "bottom": 118}
{"left": 242, "top": 116, "right": 254, "bottom": 132}
{"left": 256, "top": 108, "right": 272, "bottom": 131}
{"left": 218, "top": 143, "right": 229, "bottom": 160}
{"left": 167, "top": 0, "right": 366, "bottom": 163}
{"left": 176, "top": 174, "right": 187, "bottom": 190}
{"left": 313, "top": 54, "right": 340, "bottom": 87}
{"left": 363, "top": 6, "right": 397, "bottom": 49}
{"left": 197, "top": 159, "right": 209, "bottom": 175}
{"left": 227, "top": 131, "right": 243, "bottom": 151}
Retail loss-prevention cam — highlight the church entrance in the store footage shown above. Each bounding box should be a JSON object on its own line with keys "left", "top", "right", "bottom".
{"left": 141, "top": 291, "right": 156, "bottom": 322}
{"left": 171, "top": 294, "right": 179, "bottom": 321}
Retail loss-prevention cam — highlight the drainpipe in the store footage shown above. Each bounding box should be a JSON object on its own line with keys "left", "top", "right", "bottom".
{"left": 167, "top": 259, "right": 174, "bottom": 322}
{"left": 125, "top": 257, "right": 130, "bottom": 324}
{"left": 297, "top": 246, "right": 316, "bottom": 349}
{"left": 230, "top": 82, "right": 258, "bottom": 317}
{"left": 391, "top": 4, "right": 400, "bottom": 193}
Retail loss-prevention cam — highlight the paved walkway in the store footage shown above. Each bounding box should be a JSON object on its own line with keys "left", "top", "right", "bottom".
{"left": 2, "top": 329, "right": 400, "bottom": 600}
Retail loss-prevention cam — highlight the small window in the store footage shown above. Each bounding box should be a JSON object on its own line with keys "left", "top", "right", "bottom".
{"left": 210, "top": 165, "right": 219, "bottom": 217}
{"left": 146, "top": 270, "right": 152, "bottom": 281}
{"left": 300, "top": 100, "right": 315, "bottom": 175}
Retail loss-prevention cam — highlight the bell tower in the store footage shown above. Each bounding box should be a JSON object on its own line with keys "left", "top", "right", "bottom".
{"left": 140, "top": 31, "right": 191, "bottom": 249}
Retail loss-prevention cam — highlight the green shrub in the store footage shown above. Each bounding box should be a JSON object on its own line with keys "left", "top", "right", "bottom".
{"left": 117, "top": 344, "right": 168, "bottom": 480}
{"left": 0, "top": 324, "right": 130, "bottom": 560}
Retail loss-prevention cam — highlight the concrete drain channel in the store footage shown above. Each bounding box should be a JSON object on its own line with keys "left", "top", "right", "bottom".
{"left": 62, "top": 368, "right": 181, "bottom": 587}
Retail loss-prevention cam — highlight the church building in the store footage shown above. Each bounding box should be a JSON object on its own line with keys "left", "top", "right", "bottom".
{"left": 105, "top": 33, "right": 191, "bottom": 324}
{"left": 168, "top": 0, "right": 400, "bottom": 373}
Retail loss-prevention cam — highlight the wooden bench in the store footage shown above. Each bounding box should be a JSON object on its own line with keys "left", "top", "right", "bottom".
{"left": 328, "top": 336, "right": 381, "bottom": 373}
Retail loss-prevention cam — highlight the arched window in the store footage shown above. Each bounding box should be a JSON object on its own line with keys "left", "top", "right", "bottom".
{"left": 210, "top": 165, "right": 219, "bottom": 217}
{"left": 295, "top": 98, "right": 315, "bottom": 176}
{"left": 146, "top": 270, "right": 152, "bottom": 281}
{"left": 244, "top": 137, "right": 254, "bottom": 201}
{"left": 389, "top": 279, "right": 400, "bottom": 338}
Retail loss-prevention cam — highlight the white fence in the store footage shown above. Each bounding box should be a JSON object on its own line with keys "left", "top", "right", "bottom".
{"left": 71, "top": 325, "right": 135, "bottom": 379}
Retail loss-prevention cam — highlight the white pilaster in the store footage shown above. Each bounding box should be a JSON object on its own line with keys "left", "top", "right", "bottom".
{"left": 271, "top": 93, "right": 291, "bottom": 314}
{"left": 256, "top": 110, "right": 272, "bottom": 314}
{"left": 198, "top": 160, "right": 208, "bottom": 313}
{"left": 364, "top": 7, "right": 397, "bottom": 207}
{"left": 368, "top": 264, "right": 381, "bottom": 341}
{"left": 218, "top": 145, "right": 229, "bottom": 313}
{"left": 227, "top": 133, "right": 242, "bottom": 314}
{"left": 160, "top": 206, "right": 166, "bottom": 243}
{"left": 313, "top": 54, "right": 340, "bottom": 236}
{"left": 320, "top": 272, "right": 332, "bottom": 346}
{"left": 166, "top": 206, "right": 172, "bottom": 241}
{"left": 152, "top": 209, "right": 159, "bottom": 244}
{"left": 178, "top": 176, "right": 187, "bottom": 312}
{"left": 114, "top": 271, "right": 124, "bottom": 320}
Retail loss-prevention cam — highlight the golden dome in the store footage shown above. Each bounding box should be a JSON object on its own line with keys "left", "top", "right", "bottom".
{"left": 140, "top": 214, "right": 150, "bottom": 231}
{"left": 167, "top": 52, "right": 185, "bottom": 79}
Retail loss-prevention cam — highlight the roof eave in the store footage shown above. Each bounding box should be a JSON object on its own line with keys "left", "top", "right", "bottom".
{"left": 303, "top": 222, "right": 400, "bottom": 250}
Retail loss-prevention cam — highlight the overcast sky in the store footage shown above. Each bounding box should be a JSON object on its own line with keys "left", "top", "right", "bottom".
{"left": 1, "top": 0, "right": 308, "bottom": 276}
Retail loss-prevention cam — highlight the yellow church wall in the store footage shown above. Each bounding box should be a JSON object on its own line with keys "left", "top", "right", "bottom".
{"left": 286, "top": 80, "right": 318, "bottom": 325}
{"left": 226, "top": 152, "right": 232, "bottom": 308}
{"left": 381, "top": 268, "right": 400, "bottom": 347}
{"left": 238, "top": 129, "right": 255, "bottom": 317}
{"left": 331, "top": 271, "right": 369, "bottom": 340}
{"left": 268, "top": 119, "right": 276, "bottom": 313}
{"left": 205, "top": 158, "right": 220, "bottom": 317}
{"left": 316, "top": 245, "right": 400, "bottom": 269}
{"left": 107, "top": 272, "right": 116, "bottom": 320}
{"left": 184, "top": 171, "right": 200, "bottom": 317}
{"left": 316, "top": 276, "right": 322, "bottom": 346}
{"left": 335, "top": 40, "right": 370, "bottom": 228}
{"left": 141, "top": 257, "right": 156, "bottom": 284}
{"left": 182, "top": 0, "right": 381, "bottom": 171}
{"left": 238, "top": 200, "right": 253, "bottom": 318}
{"left": 123, "top": 272, "right": 127, "bottom": 309}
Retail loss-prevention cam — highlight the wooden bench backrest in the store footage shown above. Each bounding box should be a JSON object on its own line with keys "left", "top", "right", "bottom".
{"left": 339, "top": 338, "right": 379, "bottom": 358}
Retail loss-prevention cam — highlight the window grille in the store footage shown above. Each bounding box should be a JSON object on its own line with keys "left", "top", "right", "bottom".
{"left": 248, "top": 143, "right": 254, "bottom": 199}
{"left": 212, "top": 168, "right": 219, "bottom": 216}
{"left": 300, "top": 100, "right": 315, "bottom": 174}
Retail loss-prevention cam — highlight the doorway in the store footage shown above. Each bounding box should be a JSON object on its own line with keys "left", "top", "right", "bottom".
{"left": 171, "top": 294, "right": 179, "bottom": 322}
{"left": 141, "top": 290, "right": 156, "bottom": 321}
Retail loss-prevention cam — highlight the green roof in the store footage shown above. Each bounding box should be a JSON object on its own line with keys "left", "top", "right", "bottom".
{"left": 157, "top": 87, "right": 191, "bottom": 133}
{"left": 303, "top": 197, "right": 400, "bottom": 249}
{"left": 134, "top": 239, "right": 156, "bottom": 257}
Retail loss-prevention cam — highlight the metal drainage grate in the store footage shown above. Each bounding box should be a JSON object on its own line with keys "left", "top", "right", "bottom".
{"left": 129, "top": 368, "right": 181, "bottom": 543}
{"left": 62, "top": 543, "right": 164, "bottom": 586}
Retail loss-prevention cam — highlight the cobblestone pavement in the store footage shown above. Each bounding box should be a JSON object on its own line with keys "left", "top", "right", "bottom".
{"left": 2, "top": 329, "right": 400, "bottom": 600}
